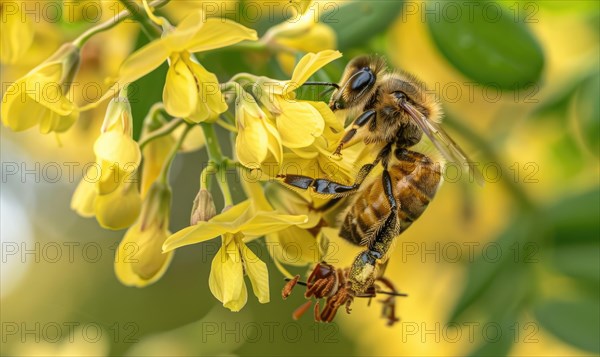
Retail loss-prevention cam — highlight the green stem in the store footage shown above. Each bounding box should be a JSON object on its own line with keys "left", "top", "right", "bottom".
{"left": 200, "top": 164, "right": 218, "bottom": 191}
{"left": 216, "top": 119, "right": 238, "bottom": 133}
{"left": 73, "top": 0, "right": 169, "bottom": 47}
{"left": 118, "top": 0, "right": 164, "bottom": 39}
{"left": 444, "top": 116, "right": 536, "bottom": 211}
{"left": 159, "top": 124, "right": 192, "bottom": 184}
{"left": 200, "top": 123, "right": 233, "bottom": 206}
{"left": 139, "top": 118, "right": 185, "bottom": 150}
{"left": 200, "top": 123, "right": 224, "bottom": 162}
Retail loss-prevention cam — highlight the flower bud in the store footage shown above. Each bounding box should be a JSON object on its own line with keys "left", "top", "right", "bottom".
{"left": 115, "top": 182, "right": 173, "bottom": 287}
{"left": 190, "top": 189, "right": 217, "bottom": 225}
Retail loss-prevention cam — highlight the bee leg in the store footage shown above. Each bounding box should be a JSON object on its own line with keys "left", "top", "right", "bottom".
{"left": 366, "top": 169, "right": 401, "bottom": 260}
{"left": 333, "top": 109, "right": 377, "bottom": 156}
{"left": 381, "top": 169, "right": 398, "bottom": 212}
{"left": 278, "top": 161, "right": 377, "bottom": 196}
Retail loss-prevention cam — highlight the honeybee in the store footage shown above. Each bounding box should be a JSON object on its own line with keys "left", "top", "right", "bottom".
{"left": 280, "top": 56, "right": 482, "bottom": 303}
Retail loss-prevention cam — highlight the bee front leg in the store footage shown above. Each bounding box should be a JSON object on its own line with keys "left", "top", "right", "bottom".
{"left": 333, "top": 109, "right": 376, "bottom": 156}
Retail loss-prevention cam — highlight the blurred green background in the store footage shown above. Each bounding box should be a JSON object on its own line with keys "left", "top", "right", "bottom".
{"left": 1, "top": 1, "right": 598, "bottom": 356}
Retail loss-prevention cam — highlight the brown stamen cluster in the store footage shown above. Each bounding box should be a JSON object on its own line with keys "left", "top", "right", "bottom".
{"left": 282, "top": 262, "right": 353, "bottom": 322}
{"left": 282, "top": 262, "right": 405, "bottom": 325}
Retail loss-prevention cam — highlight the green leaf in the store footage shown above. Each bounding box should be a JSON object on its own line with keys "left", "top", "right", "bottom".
{"left": 534, "top": 298, "right": 600, "bottom": 353}
{"left": 551, "top": 243, "right": 600, "bottom": 284}
{"left": 449, "top": 214, "right": 534, "bottom": 322}
{"left": 545, "top": 188, "right": 600, "bottom": 286}
{"left": 469, "top": 315, "right": 518, "bottom": 357}
{"left": 571, "top": 73, "right": 600, "bottom": 157}
{"left": 547, "top": 188, "right": 600, "bottom": 246}
{"left": 427, "top": 0, "right": 544, "bottom": 89}
{"left": 321, "top": 1, "right": 404, "bottom": 50}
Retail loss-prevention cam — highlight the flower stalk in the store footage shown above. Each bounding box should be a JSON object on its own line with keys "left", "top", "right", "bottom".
{"left": 200, "top": 123, "right": 234, "bottom": 206}
{"left": 73, "top": 0, "right": 170, "bottom": 47}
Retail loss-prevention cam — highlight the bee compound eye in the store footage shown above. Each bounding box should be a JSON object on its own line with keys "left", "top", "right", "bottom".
{"left": 394, "top": 91, "right": 407, "bottom": 101}
{"left": 351, "top": 68, "right": 375, "bottom": 91}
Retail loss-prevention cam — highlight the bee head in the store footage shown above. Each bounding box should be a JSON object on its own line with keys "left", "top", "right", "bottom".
{"left": 329, "top": 55, "right": 387, "bottom": 111}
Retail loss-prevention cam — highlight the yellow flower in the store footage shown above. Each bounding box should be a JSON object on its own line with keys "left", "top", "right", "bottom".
{"left": 163, "top": 52, "right": 228, "bottom": 122}
{"left": 1, "top": 43, "right": 80, "bottom": 133}
{"left": 0, "top": 0, "right": 35, "bottom": 64}
{"left": 163, "top": 198, "right": 308, "bottom": 311}
{"left": 139, "top": 116, "right": 205, "bottom": 197}
{"left": 261, "top": 1, "right": 337, "bottom": 74}
{"left": 234, "top": 85, "right": 282, "bottom": 169}
{"left": 94, "top": 180, "right": 142, "bottom": 230}
{"left": 71, "top": 89, "right": 142, "bottom": 230}
{"left": 115, "top": 182, "right": 173, "bottom": 287}
{"left": 252, "top": 50, "right": 342, "bottom": 149}
{"left": 262, "top": 184, "right": 329, "bottom": 275}
{"left": 96, "top": 10, "right": 257, "bottom": 122}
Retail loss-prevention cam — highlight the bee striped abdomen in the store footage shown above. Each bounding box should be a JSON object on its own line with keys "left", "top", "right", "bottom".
{"left": 339, "top": 149, "right": 441, "bottom": 251}
{"left": 393, "top": 148, "right": 441, "bottom": 223}
{"left": 340, "top": 179, "right": 389, "bottom": 245}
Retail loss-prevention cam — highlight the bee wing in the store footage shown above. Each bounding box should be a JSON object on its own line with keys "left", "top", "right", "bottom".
{"left": 401, "top": 102, "right": 484, "bottom": 186}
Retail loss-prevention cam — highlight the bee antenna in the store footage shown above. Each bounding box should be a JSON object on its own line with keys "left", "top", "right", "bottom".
{"left": 302, "top": 81, "right": 340, "bottom": 90}
{"left": 376, "top": 290, "right": 408, "bottom": 297}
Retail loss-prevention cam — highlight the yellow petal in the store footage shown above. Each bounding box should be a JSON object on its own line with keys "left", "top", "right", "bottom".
{"left": 162, "top": 221, "right": 231, "bottom": 252}
{"left": 264, "top": 183, "right": 321, "bottom": 229}
{"left": 186, "top": 60, "right": 228, "bottom": 123}
{"left": 115, "top": 224, "right": 174, "bottom": 287}
{"left": 96, "top": 160, "right": 122, "bottom": 196}
{"left": 95, "top": 182, "right": 142, "bottom": 230}
{"left": 241, "top": 211, "right": 308, "bottom": 236}
{"left": 38, "top": 107, "right": 78, "bottom": 134}
{"left": 210, "top": 200, "right": 252, "bottom": 224}
{"left": 276, "top": 99, "right": 324, "bottom": 148}
{"left": 94, "top": 131, "right": 142, "bottom": 168}
{"left": 101, "top": 91, "right": 134, "bottom": 134}
{"left": 71, "top": 178, "right": 97, "bottom": 218}
{"left": 288, "top": 50, "right": 342, "bottom": 92}
{"left": 141, "top": 135, "right": 174, "bottom": 197}
{"left": 163, "top": 200, "right": 252, "bottom": 251}
{"left": 118, "top": 39, "right": 170, "bottom": 86}
{"left": 267, "top": 226, "right": 320, "bottom": 266}
{"left": 163, "top": 55, "right": 198, "bottom": 118}
{"left": 264, "top": 119, "right": 283, "bottom": 164}
{"left": 0, "top": 3, "right": 34, "bottom": 64}
{"left": 308, "top": 101, "right": 343, "bottom": 142}
{"left": 224, "top": 280, "right": 248, "bottom": 312}
{"left": 275, "top": 23, "right": 337, "bottom": 75}
{"left": 1, "top": 80, "right": 47, "bottom": 131}
{"left": 236, "top": 108, "right": 269, "bottom": 168}
{"left": 164, "top": 10, "right": 206, "bottom": 51}
{"left": 209, "top": 240, "right": 246, "bottom": 311}
{"left": 186, "top": 18, "right": 258, "bottom": 53}
{"left": 242, "top": 181, "right": 273, "bottom": 212}
{"left": 240, "top": 242, "right": 270, "bottom": 303}
{"left": 26, "top": 67, "right": 76, "bottom": 116}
